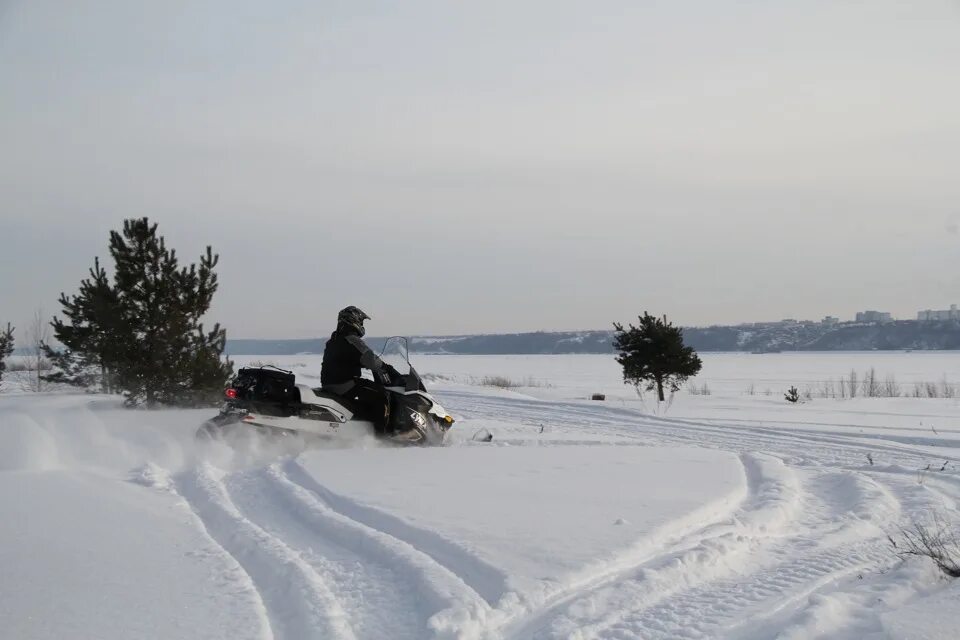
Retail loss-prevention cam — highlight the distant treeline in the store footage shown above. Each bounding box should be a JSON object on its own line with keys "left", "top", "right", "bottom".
{"left": 226, "top": 321, "right": 960, "bottom": 355}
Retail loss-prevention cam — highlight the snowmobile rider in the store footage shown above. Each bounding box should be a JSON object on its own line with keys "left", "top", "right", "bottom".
{"left": 320, "top": 306, "right": 400, "bottom": 434}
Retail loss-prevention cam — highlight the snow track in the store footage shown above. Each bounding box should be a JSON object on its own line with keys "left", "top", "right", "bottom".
{"left": 516, "top": 466, "right": 898, "bottom": 640}
{"left": 174, "top": 464, "right": 356, "bottom": 640}
{"left": 174, "top": 462, "right": 494, "bottom": 640}
{"left": 280, "top": 459, "right": 510, "bottom": 608}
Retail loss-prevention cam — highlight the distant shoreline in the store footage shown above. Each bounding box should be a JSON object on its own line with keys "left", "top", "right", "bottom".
{"left": 226, "top": 321, "right": 960, "bottom": 356}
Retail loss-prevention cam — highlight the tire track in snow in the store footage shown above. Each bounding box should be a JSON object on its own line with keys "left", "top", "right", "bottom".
{"left": 281, "top": 458, "right": 510, "bottom": 607}
{"left": 157, "top": 469, "right": 274, "bottom": 640}
{"left": 571, "top": 470, "right": 903, "bottom": 640}
{"left": 173, "top": 464, "right": 357, "bottom": 640}
{"left": 222, "top": 469, "right": 424, "bottom": 640}
{"left": 501, "top": 453, "right": 802, "bottom": 640}
{"left": 258, "top": 463, "right": 494, "bottom": 639}
{"left": 598, "top": 538, "right": 890, "bottom": 640}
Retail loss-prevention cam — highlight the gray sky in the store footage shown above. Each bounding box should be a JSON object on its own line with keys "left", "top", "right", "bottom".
{"left": 2, "top": 1, "right": 959, "bottom": 338}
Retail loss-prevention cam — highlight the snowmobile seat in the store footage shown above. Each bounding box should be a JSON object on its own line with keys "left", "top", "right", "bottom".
{"left": 303, "top": 387, "right": 359, "bottom": 414}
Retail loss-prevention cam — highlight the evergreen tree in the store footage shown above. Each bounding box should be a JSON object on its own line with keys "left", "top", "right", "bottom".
{"left": 613, "top": 312, "right": 702, "bottom": 402}
{"left": 0, "top": 323, "right": 14, "bottom": 384}
{"left": 49, "top": 218, "right": 232, "bottom": 407}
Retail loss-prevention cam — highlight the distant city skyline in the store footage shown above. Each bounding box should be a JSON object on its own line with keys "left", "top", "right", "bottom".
{"left": 2, "top": 1, "right": 959, "bottom": 339}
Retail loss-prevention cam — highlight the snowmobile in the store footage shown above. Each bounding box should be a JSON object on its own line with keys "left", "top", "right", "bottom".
{"left": 197, "top": 337, "right": 454, "bottom": 446}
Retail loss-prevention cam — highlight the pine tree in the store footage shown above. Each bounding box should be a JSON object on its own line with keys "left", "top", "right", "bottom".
{"left": 785, "top": 386, "right": 800, "bottom": 403}
{"left": 613, "top": 312, "right": 702, "bottom": 402}
{"left": 49, "top": 218, "right": 232, "bottom": 407}
{"left": 0, "top": 323, "right": 14, "bottom": 384}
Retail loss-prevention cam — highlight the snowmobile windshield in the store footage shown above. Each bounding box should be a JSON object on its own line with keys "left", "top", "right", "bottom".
{"left": 379, "top": 336, "right": 411, "bottom": 375}
{"left": 379, "top": 337, "right": 426, "bottom": 392}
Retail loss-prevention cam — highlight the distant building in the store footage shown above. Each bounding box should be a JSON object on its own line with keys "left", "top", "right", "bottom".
{"left": 822, "top": 316, "right": 840, "bottom": 325}
{"left": 917, "top": 304, "right": 959, "bottom": 322}
{"left": 855, "top": 311, "right": 893, "bottom": 324}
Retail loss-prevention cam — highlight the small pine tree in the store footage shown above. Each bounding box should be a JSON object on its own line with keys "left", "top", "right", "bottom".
{"left": 613, "top": 312, "right": 703, "bottom": 402}
{"left": 785, "top": 386, "right": 800, "bottom": 403}
{"left": 50, "top": 218, "right": 232, "bottom": 407}
{"left": 0, "top": 323, "right": 14, "bottom": 384}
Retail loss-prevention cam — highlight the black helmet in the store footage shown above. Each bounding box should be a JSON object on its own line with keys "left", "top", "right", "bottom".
{"left": 337, "top": 305, "right": 370, "bottom": 336}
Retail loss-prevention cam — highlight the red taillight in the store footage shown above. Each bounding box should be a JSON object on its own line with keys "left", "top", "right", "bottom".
{"left": 225, "top": 388, "right": 238, "bottom": 399}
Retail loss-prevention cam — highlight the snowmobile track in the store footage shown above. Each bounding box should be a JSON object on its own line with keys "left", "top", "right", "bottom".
{"left": 528, "top": 470, "right": 899, "bottom": 640}
{"left": 221, "top": 467, "right": 426, "bottom": 639}
{"left": 255, "top": 463, "right": 493, "bottom": 638}
{"left": 281, "top": 459, "right": 510, "bottom": 607}
{"left": 501, "top": 453, "right": 801, "bottom": 640}
{"left": 173, "top": 464, "right": 356, "bottom": 640}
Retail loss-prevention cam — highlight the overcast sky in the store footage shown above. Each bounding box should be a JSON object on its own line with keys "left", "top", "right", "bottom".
{"left": 2, "top": 1, "right": 959, "bottom": 338}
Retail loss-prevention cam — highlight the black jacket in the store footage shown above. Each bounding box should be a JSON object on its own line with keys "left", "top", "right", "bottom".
{"left": 320, "top": 325, "right": 385, "bottom": 387}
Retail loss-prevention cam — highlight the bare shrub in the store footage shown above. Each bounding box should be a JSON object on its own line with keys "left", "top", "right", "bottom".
{"left": 689, "top": 383, "right": 711, "bottom": 396}
{"left": 820, "top": 379, "right": 836, "bottom": 399}
{"left": 812, "top": 370, "right": 953, "bottom": 400}
{"left": 863, "top": 367, "right": 880, "bottom": 397}
{"left": 890, "top": 513, "right": 960, "bottom": 578}
{"left": 11, "top": 309, "right": 52, "bottom": 392}
{"left": 478, "top": 375, "right": 553, "bottom": 389}
{"left": 883, "top": 375, "right": 901, "bottom": 398}
{"left": 745, "top": 383, "right": 755, "bottom": 396}
{"left": 422, "top": 373, "right": 453, "bottom": 383}
{"left": 941, "top": 377, "right": 957, "bottom": 399}
{"left": 480, "top": 375, "right": 519, "bottom": 388}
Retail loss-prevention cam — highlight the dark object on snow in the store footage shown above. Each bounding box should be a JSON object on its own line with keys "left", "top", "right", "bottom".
{"left": 591, "top": 393, "right": 606, "bottom": 401}
{"left": 785, "top": 386, "right": 800, "bottom": 403}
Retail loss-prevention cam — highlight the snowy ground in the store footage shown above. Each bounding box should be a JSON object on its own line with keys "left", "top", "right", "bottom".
{"left": 1, "top": 352, "right": 959, "bottom": 639}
